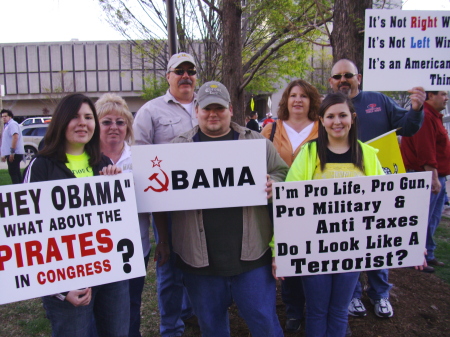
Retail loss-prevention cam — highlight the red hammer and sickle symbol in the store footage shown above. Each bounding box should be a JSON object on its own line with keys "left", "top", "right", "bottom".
{"left": 144, "top": 169, "right": 169, "bottom": 192}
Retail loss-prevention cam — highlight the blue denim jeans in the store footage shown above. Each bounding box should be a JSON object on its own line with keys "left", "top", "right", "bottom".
{"left": 182, "top": 264, "right": 283, "bottom": 337}
{"left": 42, "top": 280, "right": 130, "bottom": 337}
{"left": 426, "top": 176, "right": 446, "bottom": 261}
{"left": 153, "top": 219, "right": 193, "bottom": 337}
{"left": 303, "top": 272, "right": 359, "bottom": 337}
{"left": 352, "top": 269, "right": 392, "bottom": 300}
{"left": 128, "top": 253, "right": 150, "bottom": 337}
{"left": 281, "top": 276, "right": 305, "bottom": 320}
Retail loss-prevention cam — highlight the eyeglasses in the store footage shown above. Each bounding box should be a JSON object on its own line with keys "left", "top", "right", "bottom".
{"left": 169, "top": 68, "right": 197, "bottom": 76}
{"left": 331, "top": 73, "right": 357, "bottom": 80}
{"left": 101, "top": 120, "right": 126, "bottom": 127}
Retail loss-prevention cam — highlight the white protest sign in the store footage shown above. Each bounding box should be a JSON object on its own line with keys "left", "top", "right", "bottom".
{"left": 0, "top": 173, "right": 145, "bottom": 305}
{"left": 363, "top": 9, "right": 450, "bottom": 91}
{"left": 131, "top": 139, "right": 267, "bottom": 212}
{"left": 273, "top": 173, "right": 431, "bottom": 277}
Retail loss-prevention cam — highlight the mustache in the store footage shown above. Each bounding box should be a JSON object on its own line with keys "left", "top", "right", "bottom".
{"left": 338, "top": 82, "right": 350, "bottom": 88}
{"left": 179, "top": 79, "right": 193, "bottom": 86}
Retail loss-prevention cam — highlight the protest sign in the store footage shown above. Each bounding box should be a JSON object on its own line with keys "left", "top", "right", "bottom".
{"left": 366, "top": 129, "right": 406, "bottom": 175}
{"left": 0, "top": 173, "right": 145, "bottom": 305}
{"left": 131, "top": 139, "right": 268, "bottom": 212}
{"left": 363, "top": 9, "right": 450, "bottom": 91}
{"left": 273, "top": 172, "right": 430, "bottom": 277}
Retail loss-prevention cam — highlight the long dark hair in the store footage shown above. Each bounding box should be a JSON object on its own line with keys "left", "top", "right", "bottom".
{"left": 40, "top": 93, "right": 102, "bottom": 166}
{"left": 277, "top": 79, "right": 321, "bottom": 121}
{"left": 317, "top": 92, "right": 363, "bottom": 172}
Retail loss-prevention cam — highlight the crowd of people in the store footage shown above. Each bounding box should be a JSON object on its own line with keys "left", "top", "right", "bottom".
{"left": 1, "top": 51, "right": 448, "bottom": 337}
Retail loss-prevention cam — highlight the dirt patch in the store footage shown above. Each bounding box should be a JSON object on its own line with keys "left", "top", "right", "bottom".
{"left": 181, "top": 267, "right": 450, "bottom": 337}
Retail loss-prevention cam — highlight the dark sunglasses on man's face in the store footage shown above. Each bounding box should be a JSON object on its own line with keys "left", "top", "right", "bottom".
{"left": 331, "top": 73, "right": 357, "bottom": 80}
{"left": 170, "top": 68, "right": 197, "bottom": 76}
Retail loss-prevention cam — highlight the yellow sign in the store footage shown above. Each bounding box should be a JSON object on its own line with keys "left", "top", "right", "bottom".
{"left": 366, "top": 129, "right": 405, "bottom": 174}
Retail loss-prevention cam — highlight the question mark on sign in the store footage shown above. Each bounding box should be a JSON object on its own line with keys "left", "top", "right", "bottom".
{"left": 117, "top": 239, "right": 134, "bottom": 273}
{"left": 396, "top": 250, "right": 408, "bottom": 265}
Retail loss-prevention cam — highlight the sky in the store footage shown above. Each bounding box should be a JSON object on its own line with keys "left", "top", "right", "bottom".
{"left": 0, "top": 0, "right": 450, "bottom": 44}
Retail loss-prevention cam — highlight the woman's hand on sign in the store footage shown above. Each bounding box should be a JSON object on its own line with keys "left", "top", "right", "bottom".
{"left": 65, "top": 288, "right": 92, "bottom": 307}
{"left": 99, "top": 164, "right": 122, "bottom": 176}
{"left": 414, "top": 249, "right": 428, "bottom": 271}
{"left": 266, "top": 175, "right": 274, "bottom": 199}
{"left": 271, "top": 257, "right": 284, "bottom": 281}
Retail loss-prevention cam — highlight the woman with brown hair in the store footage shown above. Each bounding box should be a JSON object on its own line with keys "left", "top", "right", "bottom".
{"left": 23, "top": 93, "right": 128, "bottom": 337}
{"left": 261, "top": 79, "right": 321, "bottom": 166}
{"left": 261, "top": 79, "right": 321, "bottom": 332}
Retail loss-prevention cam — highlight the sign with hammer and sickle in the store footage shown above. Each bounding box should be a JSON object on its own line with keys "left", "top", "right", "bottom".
{"left": 144, "top": 169, "right": 169, "bottom": 192}
{"left": 144, "top": 156, "right": 169, "bottom": 192}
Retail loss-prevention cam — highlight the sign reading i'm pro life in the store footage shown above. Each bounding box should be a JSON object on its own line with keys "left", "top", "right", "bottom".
{"left": 273, "top": 173, "right": 430, "bottom": 277}
{"left": 363, "top": 9, "right": 450, "bottom": 91}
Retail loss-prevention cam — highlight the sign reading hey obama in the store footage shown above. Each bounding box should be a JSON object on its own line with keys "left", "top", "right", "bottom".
{"left": 131, "top": 139, "right": 268, "bottom": 212}
{"left": 273, "top": 172, "right": 430, "bottom": 277}
{"left": 363, "top": 9, "right": 450, "bottom": 90}
{"left": 0, "top": 173, "right": 145, "bottom": 305}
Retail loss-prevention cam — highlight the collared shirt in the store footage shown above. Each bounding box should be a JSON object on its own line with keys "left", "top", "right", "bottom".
{"left": 1, "top": 119, "right": 24, "bottom": 156}
{"left": 133, "top": 90, "right": 198, "bottom": 145}
{"left": 401, "top": 101, "right": 450, "bottom": 176}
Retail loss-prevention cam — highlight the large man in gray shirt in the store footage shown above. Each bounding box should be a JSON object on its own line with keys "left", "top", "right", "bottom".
{"left": 133, "top": 52, "right": 198, "bottom": 337}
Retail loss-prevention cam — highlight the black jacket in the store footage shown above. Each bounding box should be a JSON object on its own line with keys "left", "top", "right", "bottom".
{"left": 246, "top": 119, "right": 260, "bottom": 132}
{"left": 23, "top": 154, "right": 112, "bottom": 182}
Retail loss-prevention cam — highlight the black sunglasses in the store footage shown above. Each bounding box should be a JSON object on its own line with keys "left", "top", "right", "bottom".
{"left": 331, "top": 73, "right": 357, "bottom": 80}
{"left": 170, "top": 68, "right": 197, "bottom": 76}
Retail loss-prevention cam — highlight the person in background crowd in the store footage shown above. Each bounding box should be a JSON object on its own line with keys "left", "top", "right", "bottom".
{"left": 156, "top": 81, "right": 288, "bottom": 337}
{"left": 401, "top": 91, "right": 450, "bottom": 273}
{"left": 1, "top": 109, "right": 25, "bottom": 184}
{"left": 262, "top": 112, "right": 275, "bottom": 128}
{"left": 329, "top": 58, "right": 426, "bottom": 318}
{"left": 96, "top": 93, "right": 152, "bottom": 336}
{"left": 273, "top": 92, "right": 384, "bottom": 337}
{"left": 23, "top": 93, "right": 128, "bottom": 337}
{"left": 261, "top": 78, "right": 321, "bottom": 332}
{"left": 133, "top": 52, "right": 196, "bottom": 337}
{"left": 246, "top": 111, "right": 260, "bottom": 132}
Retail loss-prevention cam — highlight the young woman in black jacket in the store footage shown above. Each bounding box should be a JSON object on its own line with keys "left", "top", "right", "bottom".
{"left": 23, "top": 93, "right": 129, "bottom": 337}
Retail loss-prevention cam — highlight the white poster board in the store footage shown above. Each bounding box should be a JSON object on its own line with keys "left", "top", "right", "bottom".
{"left": 273, "top": 173, "right": 431, "bottom": 277}
{"left": 131, "top": 139, "right": 268, "bottom": 212}
{"left": 0, "top": 173, "right": 145, "bottom": 305}
{"left": 363, "top": 9, "right": 450, "bottom": 91}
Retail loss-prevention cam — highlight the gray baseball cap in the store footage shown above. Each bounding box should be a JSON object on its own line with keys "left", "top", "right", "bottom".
{"left": 197, "top": 81, "right": 231, "bottom": 109}
{"left": 166, "top": 52, "right": 196, "bottom": 72}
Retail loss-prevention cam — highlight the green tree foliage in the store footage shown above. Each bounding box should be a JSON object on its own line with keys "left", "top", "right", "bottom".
{"left": 98, "top": 0, "right": 333, "bottom": 121}
{"left": 141, "top": 75, "right": 169, "bottom": 101}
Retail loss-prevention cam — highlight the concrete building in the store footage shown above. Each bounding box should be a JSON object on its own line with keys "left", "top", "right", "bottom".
{"left": 0, "top": 40, "right": 162, "bottom": 117}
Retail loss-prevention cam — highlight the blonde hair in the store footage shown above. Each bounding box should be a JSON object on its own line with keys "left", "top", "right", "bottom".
{"left": 95, "top": 93, "right": 134, "bottom": 145}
